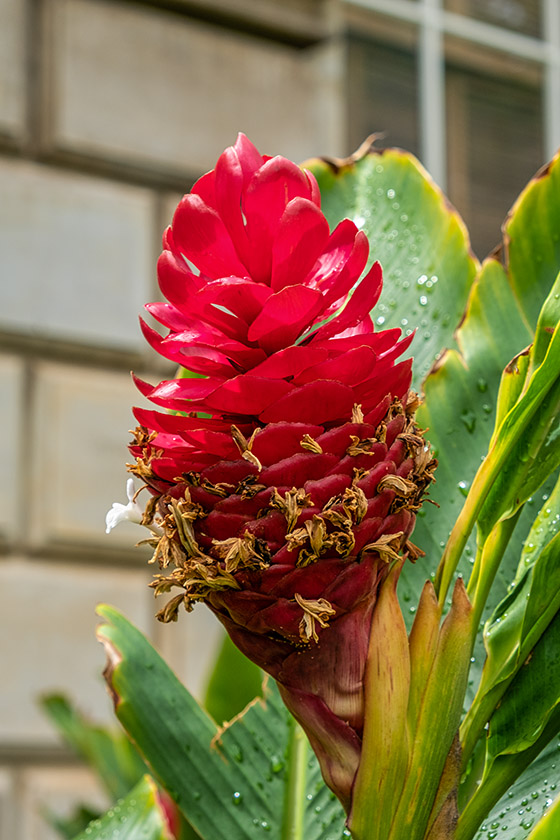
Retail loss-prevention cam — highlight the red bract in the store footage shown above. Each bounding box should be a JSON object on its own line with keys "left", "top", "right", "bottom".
{"left": 127, "top": 134, "right": 435, "bottom": 811}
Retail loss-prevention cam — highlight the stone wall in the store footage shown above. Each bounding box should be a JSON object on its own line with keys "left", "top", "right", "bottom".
{"left": 0, "top": 0, "right": 343, "bottom": 834}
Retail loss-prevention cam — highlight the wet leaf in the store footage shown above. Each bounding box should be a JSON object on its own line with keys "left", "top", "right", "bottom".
{"left": 73, "top": 775, "right": 172, "bottom": 840}
{"left": 307, "top": 147, "right": 478, "bottom": 387}
{"left": 96, "top": 606, "right": 345, "bottom": 840}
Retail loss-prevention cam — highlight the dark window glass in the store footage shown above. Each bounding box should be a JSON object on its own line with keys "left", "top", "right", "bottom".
{"left": 347, "top": 35, "right": 419, "bottom": 157}
{"left": 445, "top": 0, "right": 542, "bottom": 39}
{"left": 446, "top": 64, "right": 544, "bottom": 258}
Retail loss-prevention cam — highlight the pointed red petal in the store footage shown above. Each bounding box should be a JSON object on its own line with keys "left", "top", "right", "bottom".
{"left": 191, "top": 169, "right": 216, "bottom": 207}
{"left": 294, "top": 346, "right": 377, "bottom": 387}
{"left": 145, "top": 301, "right": 189, "bottom": 332}
{"left": 195, "top": 277, "right": 271, "bottom": 323}
{"left": 248, "top": 285, "right": 323, "bottom": 353}
{"left": 303, "top": 168, "right": 321, "bottom": 208}
{"left": 260, "top": 380, "right": 355, "bottom": 424}
{"left": 259, "top": 452, "right": 339, "bottom": 487}
{"left": 132, "top": 407, "right": 228, "bottom": 435}
{"left": 172, "top": 194, "right": 248, "bottom": 279}
{"left": 355, "top": 358, "right": 413, "bottom": 409}
{"left": 250, "top": 346, "right": 328, "bottom": 380}
{"left": 310, "top": 262, "right": 383, "bottom": 342}
{"left": 204, "top": 375, "right": 295, "bottom": 415}
{"left": 306, "top": 222, "right": 368, "bottom": 306}
{"left": 244, "top": 157, "right": 313, "bottom": 281}
{"left": 303, "top": 474, "right": 352, "bottom": 508}
{"left": 271, "top": 198, "right": 330, "bottom": 292}
{"left": 157, "top": 250, "right": 204, "bottom": 306}
{"left": 139, "top": 381, "right": 224, "bottom": 413}
{"left": 250, "top": 422, "right": 322, "bottom": 465}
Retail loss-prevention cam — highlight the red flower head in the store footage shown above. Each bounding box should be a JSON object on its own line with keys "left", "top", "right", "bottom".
{"left": 125, "top": 134, "right": 435, "bottom": 810}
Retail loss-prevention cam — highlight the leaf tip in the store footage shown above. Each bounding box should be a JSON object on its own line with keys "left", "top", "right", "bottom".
{"left": 95, "top": 612, "right": 123, "bottom": 711}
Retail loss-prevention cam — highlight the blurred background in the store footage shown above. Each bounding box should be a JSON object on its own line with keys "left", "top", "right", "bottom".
{"left": 0, "top": 0, "right": 557, "bottom": 836}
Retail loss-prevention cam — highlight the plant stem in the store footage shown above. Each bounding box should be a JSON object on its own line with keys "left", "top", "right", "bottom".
{"left": 457, "top": 515, "right": 523, "bottom": 771}
{"left": 467, "top": 512, "right": 521, "bottom": 641}
{"left": 281, "top": 718, "right": 308, "bottom": 840}
{"left": 434, "top": 458, "right": 498, "bottom": 608}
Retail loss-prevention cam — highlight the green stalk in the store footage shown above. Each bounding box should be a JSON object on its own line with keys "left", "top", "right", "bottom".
{"left": 457, "top": 514, "right": 522, "bottom": 771}
{"left": 461, "top": 541, "right": 559, "bottom": 770}
{"left": 387, "top": 580, "right": 472, "bottom": 840}
{"left": 434, "top": 457, "right": 501, "bottom": 608}
{"left": 467, "top": 512, "right": 521, "bottom": 641}
{"left": 349, "top": 561, "right": 410, "bottom": 840}
{"left": 281, "top": 717, "right": 308, "bottom": 840}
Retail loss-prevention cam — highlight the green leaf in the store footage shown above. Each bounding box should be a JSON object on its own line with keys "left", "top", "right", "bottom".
{"left": 477, "top": 321, "right": 560, "bottom": 539}
{"left": 73, "top": 775, "right": 172, "bottom": 840}
{"left": 307, "top": 147, "right": 478, "bottom": 387}
{"left": 517, "top": 470, "right": 560, "bottom": 582}
{"left": 526, "top": 793, "right": 560, "bottom": 838}
{"left": 389, "top": 151, "right": 560, "bottom": 835}
{"left": 413, "top": 258, "right": 532, "bottom": 615}
{"left": 506, "top": 150, "right": 560, "bottom": 330}
{"left": 96, "top": 605, "right": 345, "bottom": 840}
{"left": 414, "top": 147, "right": 560, "bottom": 617}
{"left": 468, "top": 735, "right": 559, "bottom": 840}
{"left": 457, "top": 599, "right": 560, "bottom": 840}
{"left": 389, "top": 580, "right": 473, "bottom": 840}
{"left": 486, "top": 612, "right": 560, "bottom": 765}
{"left": 469, "top": 474, "right": 560, "bottom": 722}
{"left": 203, "top": 632, "right": 263, "bottom": 725}
{"left": 41, "top": 694, "right": 146, "bottom": 801}
{"left": 350, "top": 561, "right": 410, "bottom": 840}
{"left": 528, "top": 271, "right": 560, "bottom": 377}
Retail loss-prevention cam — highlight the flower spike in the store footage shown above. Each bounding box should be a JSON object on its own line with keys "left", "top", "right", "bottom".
{"left": 116, "top": 134, "right": 436, "bottom": 811}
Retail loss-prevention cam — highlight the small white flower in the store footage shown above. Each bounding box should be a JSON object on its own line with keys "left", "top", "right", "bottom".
{"left": 105, "top": 478, "right": 143, "bottom": 534}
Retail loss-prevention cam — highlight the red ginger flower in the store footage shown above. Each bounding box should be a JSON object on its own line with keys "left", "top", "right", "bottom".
{"left": 126, "top": 134, "right": 436, "bottom": 810}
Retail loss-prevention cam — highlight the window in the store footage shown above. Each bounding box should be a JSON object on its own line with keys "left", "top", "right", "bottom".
{"left": 345, "top": 0, "right": 557, "bottom": 258}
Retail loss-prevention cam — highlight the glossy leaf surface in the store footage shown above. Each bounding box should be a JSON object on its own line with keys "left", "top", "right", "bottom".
{"left": 96, "top": 606, "right": 345, "bottom": 840}
{"left": 413, "top": 258, "right": 533, "bottom": 625}
{"left": 462, "top": 476, "right": 560, "bottom": 761}
{"left": 477, "top": 322, "right": 560, "bottom": 539}
{"left": 486, "top": 614, "right": 560, "bottom": 767}
{"left": 526, "top": 793, "right": 560, "bottom": 838}
{"left": 506, "top": 151, "right": 560, "bottom": 329}
{"left": 307, "top": 147, "right": 478, "bottom": 387}
{"left": 74, "top": 775, "right": 172, "bottom": 840}
{"left": 466, "top": 733, "right": 560, "bottom": 840}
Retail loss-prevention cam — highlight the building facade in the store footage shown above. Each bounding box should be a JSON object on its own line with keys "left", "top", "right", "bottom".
{"left": 0, "top": 0, "right": 556, "bottom": 835}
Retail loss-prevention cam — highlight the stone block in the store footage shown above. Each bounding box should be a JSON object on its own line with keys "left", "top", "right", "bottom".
{"left": 0, "top": 0, "right": 26, "bottom": 137}
{"left": 0, "top": 768, "right": 16, "bottom": 839}
{"left": 170, "top": 0, "right": 330, "bottom": 42}
{"left": 0, "top": 160, "right": 154, "bottom": 349}
{"left": 0, "top": 556, "right": 154, "bottom": 746}
{"left": 30, "top": 362, "right": 150, "bottom": 550}
{"left": 47, "top": 0, "right": 344, "bottom": 174}
{"left": 0, "top": 356, "right": 23, "bottom": 541}
{"left": 18, "top": 765, "right": 107, "bottom": 840}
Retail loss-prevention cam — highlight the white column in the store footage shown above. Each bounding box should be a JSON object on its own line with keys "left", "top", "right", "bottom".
{"left": 419, "top": 0, "right": 447, "bottom": 188}
{"left": 543, "top": 0, "right": 560, "bottom": 159}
